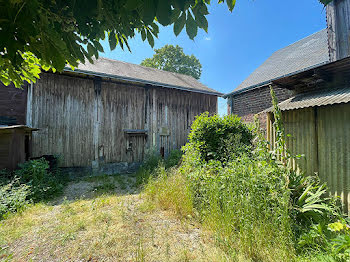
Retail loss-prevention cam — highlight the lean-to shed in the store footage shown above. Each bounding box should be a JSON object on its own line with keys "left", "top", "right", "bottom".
{"left": 265, "top": 57, "right": 350, "bottom": 212}
{"left": 1, "top": 58, "right": 221, "bottom": 173}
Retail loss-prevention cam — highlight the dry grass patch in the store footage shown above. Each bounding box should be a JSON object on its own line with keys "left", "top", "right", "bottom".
{"left": 0, "top": 174, "right": 227, "bottom": 262}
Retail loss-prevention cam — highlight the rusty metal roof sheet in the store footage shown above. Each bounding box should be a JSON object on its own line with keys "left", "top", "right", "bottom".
{"left": 267, "top": 87, "right": 350, "bottom": 112}
{"left": 64, "top": 57, "right": 222, "bottom": 96}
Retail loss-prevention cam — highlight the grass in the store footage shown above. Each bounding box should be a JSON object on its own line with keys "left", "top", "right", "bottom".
{"left": 142, "top": 167, "right": 290, "bottom": 262}
{"left": 0, "top": 173, "right": 227, "bottom": 262}
{"left": 143, "top": 165, "right": 193, "bottom": 218}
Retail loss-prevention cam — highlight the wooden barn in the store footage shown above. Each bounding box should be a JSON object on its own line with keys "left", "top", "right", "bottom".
{"left": 1, "top": 58, "right": 221, "bottom": 172}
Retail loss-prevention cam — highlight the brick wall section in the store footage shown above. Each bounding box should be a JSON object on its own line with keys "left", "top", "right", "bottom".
{"left": 0, "top": 83, "right": 28, "bottom": 125}
{"left": 228, "top": 85, "right": 293, "bottom": 126}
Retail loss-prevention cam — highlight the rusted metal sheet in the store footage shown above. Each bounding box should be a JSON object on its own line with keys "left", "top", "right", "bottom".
{"left": 267, "top": 103, "right": 350, "bottom": 213}
{"left": 29, "top": 73, "right": 217, "bottom": 168}
{"left": 266, "top": 87, "right": 350, "bottom": 112}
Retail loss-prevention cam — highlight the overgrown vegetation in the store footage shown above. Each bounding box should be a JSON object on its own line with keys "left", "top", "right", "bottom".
{"left": 0, "top": 157, "right": 67, "bottom": 219}
{"left": 142, "top": 97, "right": 350, "bottom": 261}
{"left": 136, "top": 149, "right": 183, "bottom": 186}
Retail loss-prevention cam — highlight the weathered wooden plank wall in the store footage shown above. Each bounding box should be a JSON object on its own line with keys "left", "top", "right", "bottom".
{"left": 99, "top": 81, "right": 146, "bottom": 164}
{"left": 29, "top": 73, "right": 217, "bottom": 168}
{"left": 30, "top": 73, "right": 96, "bottom": 167}
{"left": 327, "top": 0, "right": 350, "bottom": 61}
{"left": 147, "top": 87, "right": 217, "bottom": 157}
{"left": 267, "top": 103, "right": 350, "bottom": 213}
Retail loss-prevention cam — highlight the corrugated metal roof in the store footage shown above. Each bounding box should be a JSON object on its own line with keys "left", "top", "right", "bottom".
{"left": 64, "top": 57, "right": 222, "bottom": 96}
{"left": 267, "top": 87, "right": 350, "bottom": 112}
{"left": 227, "top": 29, "right": 329, "bottom": 96}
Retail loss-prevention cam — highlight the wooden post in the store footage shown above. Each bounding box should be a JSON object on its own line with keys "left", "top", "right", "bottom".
{"left": 327, "top": 0, "right": 350, "bottom": 61}
{"left": 26, "top": 82, "right": 33, "bottom": 127}
{"left": 266, "top": 112, "right": 271, "bottom": 150}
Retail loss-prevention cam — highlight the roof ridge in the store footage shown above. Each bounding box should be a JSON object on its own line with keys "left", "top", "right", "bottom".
{"left": 98, "top": 56, "right": 200, "bottom": 82}
{"left": 273, "top": 28, "right": 327, "bottom": 53}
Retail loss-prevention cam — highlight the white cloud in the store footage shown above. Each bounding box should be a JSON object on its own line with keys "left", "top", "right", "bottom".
{"left": 204, "top": 37, "right": 211, "bottom": 41}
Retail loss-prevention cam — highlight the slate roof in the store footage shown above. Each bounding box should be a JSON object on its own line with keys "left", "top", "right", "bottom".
{"left": 265, "top": 87, "right": 350, "bottom": 112}
{"left": 226, "top": 29, "right": 330, "bottom": 96}
{"left": 64, "top": 57, "right": 222, "bottom": 96}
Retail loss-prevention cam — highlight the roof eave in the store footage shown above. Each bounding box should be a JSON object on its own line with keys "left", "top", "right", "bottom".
{"left": 223, "top": 61, "right": 329, "bottom": 98}
{"left": 63, "top": 68, "right": 223, "bottom": 97}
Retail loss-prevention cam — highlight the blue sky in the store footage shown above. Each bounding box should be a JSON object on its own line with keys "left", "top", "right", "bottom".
{"left": 100, "top": 0, "right": 327, "bottom": 115}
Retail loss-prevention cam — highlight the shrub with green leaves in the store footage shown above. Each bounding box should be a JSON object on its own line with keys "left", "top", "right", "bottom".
{"left": 0, "top": 178, "right": 30, "bottom": 219}
{"left": 187, "top": 112, "right": 252, "bottom": 163}
{"left": 14, "top": 158, "right": 65, "bottom": 202}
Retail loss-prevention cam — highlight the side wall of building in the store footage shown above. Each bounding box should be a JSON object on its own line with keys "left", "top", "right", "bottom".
{"left": 228, "top": 85, "right": 293, "bottom": 126}
{"left": 28, "top": 73, "right": 217, "bottom": 169}
{"left": 0, "top": 83, "right": 27, "bottom": 125}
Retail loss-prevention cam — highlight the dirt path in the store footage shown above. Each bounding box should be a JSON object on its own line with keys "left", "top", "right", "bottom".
{"left": 0, "top": 174, "right": 227, "bottom": 262}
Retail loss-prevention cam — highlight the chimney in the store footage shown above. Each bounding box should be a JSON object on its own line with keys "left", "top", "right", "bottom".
{"left": 326, "top": 0, "right": 350, "bottom": 61}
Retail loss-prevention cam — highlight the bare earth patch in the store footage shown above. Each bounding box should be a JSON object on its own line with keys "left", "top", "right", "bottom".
{"left": 0, "top": 174, "right": 227, "bottom": 262}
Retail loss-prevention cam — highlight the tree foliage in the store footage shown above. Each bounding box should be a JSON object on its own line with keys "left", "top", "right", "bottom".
{"left": 140, "top": 45, "right": 202, "bottom": 79}
{"left": 1, "top": 0, "right": 237, "bottom": 88}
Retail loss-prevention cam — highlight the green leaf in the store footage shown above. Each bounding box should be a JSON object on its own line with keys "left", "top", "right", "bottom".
{"left": 174, "top": 12, "right": 186, "bottom": 36}
{"left": 87, "top": 43, "right": 95, "bottom": 57}
{"left": 94, "top": 41, "right": 104, "bottom": 52}
{"left": 124, "top": 0, "right": 140, "bottom": 10}
{"left": 156, "top": 0, "right": 172, "bottom": 25}
{"left": 147, "top": 30, "right": 154, "bottom": 47}
{"left": 141, "top": 29, "right": 147, "bottom": 41}
{"left": 319, "top": 0, "right": 334, "bottom": 5}
{"left": 175, "top": 0, "right": 186, "bottom": 11}
{"left": 170, "top": 8, "right": 181, "bottom": 23}
{"left": 186, "top": 12, "right": 197, "bottom": 40}
{"left": 143, "top": 0, "right": 156, "bottom": 24}
{"left": 108, "top": 31, "right": 117, "bottom": 50}
{"left": 195, "top": 13, "right": 208, "bottom": 31}
{"left": 226, "top": 0, "right": 236, "bottom": 11}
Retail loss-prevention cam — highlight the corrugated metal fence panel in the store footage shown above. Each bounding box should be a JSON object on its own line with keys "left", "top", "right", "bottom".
{"left": 31, "top": 73, "right": 95, "bottom": 167}
{"left": 317, "top": 103, "right": 350, "bottom": 213}
{"left": 268, "top": 103, "right": 350, "bottom": 213}
{"left": 283, "top": 108, "right": 318, "bottom": 176}
{"left": 100, "top": 82, "right": 146, "bottom": 163}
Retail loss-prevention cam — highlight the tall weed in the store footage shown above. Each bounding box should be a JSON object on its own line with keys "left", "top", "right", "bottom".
{"left": 144, "top": 165, "right": 193, "bottom": 217}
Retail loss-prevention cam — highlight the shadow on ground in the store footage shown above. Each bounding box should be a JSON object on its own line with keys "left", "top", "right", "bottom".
{"left": 53, "top": 173, "right": 140, "bottom": 205}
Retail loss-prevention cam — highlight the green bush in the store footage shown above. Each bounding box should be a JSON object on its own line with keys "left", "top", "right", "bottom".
{"left": 14, "top": 158, "right": 66, "bottom": 202}
{"left": 0, "top": 178, "right": 30, "bottom": 219}
{"left": 187, "top": 112, "right": 252, "bottom": 163}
